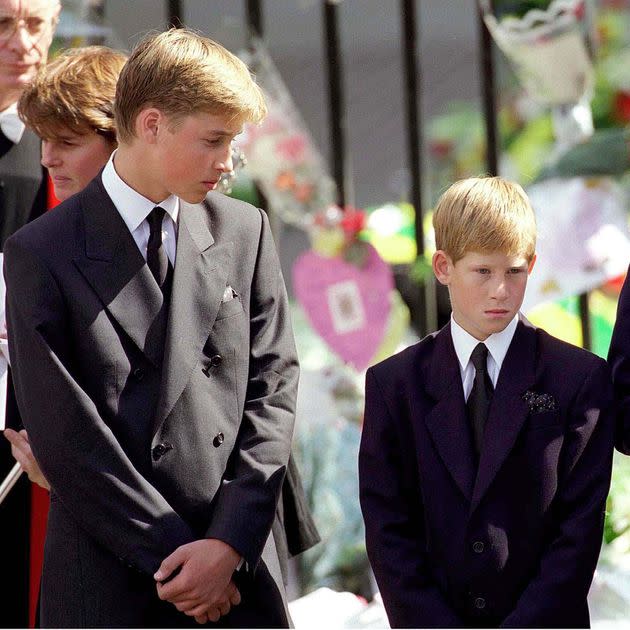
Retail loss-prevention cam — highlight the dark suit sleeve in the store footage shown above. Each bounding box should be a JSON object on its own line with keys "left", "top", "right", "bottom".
{"left": 359, "top": 367, "right": 464, "bottom": 628}
{"left": 608, "top": 268, "right": 630, "bottom": 453}
{"left": 281, "top": 452, "right": 320, "bottom": 557}
{"left": 4, "top": 236, "right": 195, "bottom": 575}
{"left": 204, "top": 209, "right": 299, "bottom": 568}
{"left": 501, "top": 360, "right": 614, "bottom": 628}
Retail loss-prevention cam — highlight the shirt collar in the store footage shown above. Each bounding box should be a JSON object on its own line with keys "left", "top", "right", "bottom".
{"left": 450, "top": 314, "right": 519, "bottom": 373}
{"left": 101, "top": 150, "right": 179, "bottom": 232}
{"left": 0, "top": 102, "right": 25, "bottom": 144}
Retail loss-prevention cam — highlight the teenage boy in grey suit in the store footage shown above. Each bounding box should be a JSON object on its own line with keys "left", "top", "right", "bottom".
{"left": 4, "top": 28, "right": 299, "bottom": 628}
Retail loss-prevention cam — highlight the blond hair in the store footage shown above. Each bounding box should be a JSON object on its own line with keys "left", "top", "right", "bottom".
{"left": 114, "top": 28, "right": 267, "bottom": 144}
{"left": 433, "top": 176, "right": 537, "bottom": 263}
{"left": 18, "top": 46, "right": 127, "bottom": 144}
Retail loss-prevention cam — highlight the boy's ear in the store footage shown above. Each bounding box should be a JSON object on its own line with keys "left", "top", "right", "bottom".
{"left": 433, "top": 250, "right": 452, "bottom": 286}
{"left": 528, "top": 254, "right": 537, "bottom": 275}
{"left": 135, "top": 108, "right": 162, "bottom": 144}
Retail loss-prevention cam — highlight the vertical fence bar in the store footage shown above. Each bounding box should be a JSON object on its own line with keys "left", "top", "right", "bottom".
{"left": 244, "top": 0, "right": 274, "bottom": 233}
{"left": 167, "top": 0, "right": 183, "bottom": 28}
{"left": 579, "top": 293, "right": 592, "bottom": 350}
{"left": 246, "top": 0, "right": 263, "bottom": 41}
{"left": 323, "top": 0, "right": 351, "bottom": 207}
{"left": 401, "top": 0, "right": 436, "bottom": 336}
{"left": 478, "top": 4, "right": 498, "bottom": 175}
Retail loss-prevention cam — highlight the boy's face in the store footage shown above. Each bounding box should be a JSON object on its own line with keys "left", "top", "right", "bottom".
{"left": 41, "top": 130, "right": 114, "bottom": 201}
{"left": 151, "top": 111, "right": 239, "bottom": 204}
{"left": 433, "top": 249, "right": 535, "bottom": 341}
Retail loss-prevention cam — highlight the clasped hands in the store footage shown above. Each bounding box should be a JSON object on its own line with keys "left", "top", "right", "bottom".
{"left": 155, "top": 538, "right": 242, "bottom": 624}
{"left": 3, "top": 429, "right": 242, "bottom": 625}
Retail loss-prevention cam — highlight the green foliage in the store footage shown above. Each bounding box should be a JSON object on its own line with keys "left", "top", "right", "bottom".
{"left": 505, "top": 115, "right": 554, "bottom": 182}
{"left": 591, "top": 70, "right": 616, "bottom": 130}
{"left": 493, "top": 0, "right": 553, "bottom": 20}
{"left": 537, "top": 128, "right": 630, "bottom": 180}
{"left": 605, "top": 452, "right": 630, "bottom": 544}
{"left": 409, "top": 255, "right": 434, "bottom": 286}
{"left": 227, "top": 176, "right": 261, "bottom": 207}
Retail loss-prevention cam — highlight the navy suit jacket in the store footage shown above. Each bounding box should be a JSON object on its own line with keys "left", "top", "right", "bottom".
{"left": 608, "top": 268, "right": 630, "bottom": 455}
{"left": 359, "top": 316, "right": 614, "bottom": 628}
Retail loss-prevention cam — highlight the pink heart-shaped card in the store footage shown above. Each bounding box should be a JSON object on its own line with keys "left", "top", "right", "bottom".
{"left": 293, "top": 244, "right": 393, "bottom": 370}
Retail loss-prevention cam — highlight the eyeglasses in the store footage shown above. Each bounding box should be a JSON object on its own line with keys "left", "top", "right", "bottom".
{"left": 0, "top": 13, "right": 56, "bottom": 43}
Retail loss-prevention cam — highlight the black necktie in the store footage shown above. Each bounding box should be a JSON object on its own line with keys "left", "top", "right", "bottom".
{"left": 467, "top": 342, "right": 494, "bottom": 457}
{"left": 146, "top": 206, "right": 171, "bottom": 290}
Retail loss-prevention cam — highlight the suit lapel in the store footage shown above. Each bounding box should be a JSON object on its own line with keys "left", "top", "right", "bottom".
{"left": 72, "top": 176, "right": 165, "bottom": 367}
{"left": 422, "top": 324, "right": 476, "bottom": 502}
{"left": 0, "top": 129, "right": 14, "bottom": 158}
{"left": 471, "top": 315, "right": 537, "bottom": 512}
{"left": 152, "top": 200, "right": 233, "bottom": 435}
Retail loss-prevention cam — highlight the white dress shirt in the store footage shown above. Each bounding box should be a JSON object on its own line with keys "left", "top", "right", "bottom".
{"left": 101, "top": 152, "right": 179, "bottom": 264}
{"left": 450, "top": 315, "right": 518, "bottom": 401}
{"left": 0, "top": 102, "right": 25, "bottom": 144}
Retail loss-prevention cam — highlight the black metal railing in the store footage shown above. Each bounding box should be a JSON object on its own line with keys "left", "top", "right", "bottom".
{"left": 164, "top": 0, "right": 592, "bottom": 346}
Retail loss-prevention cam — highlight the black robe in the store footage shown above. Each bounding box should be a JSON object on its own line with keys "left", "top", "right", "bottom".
{"left": 0, "top": 126, "right": 46, "bottom": 629}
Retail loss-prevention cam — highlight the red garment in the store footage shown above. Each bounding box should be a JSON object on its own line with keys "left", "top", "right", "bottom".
{"left": 28, "top": 177, "right": 58, "bottom": 628}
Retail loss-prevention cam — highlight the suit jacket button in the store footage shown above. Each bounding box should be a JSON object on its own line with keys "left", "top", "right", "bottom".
{"left": 472, "top": 541, "right": 484, "bottom": 553}
{"left": 152, "top": 442, "right": 173, "bottom": 461}
{"left": 133, "top": 367, "right": 144, "bottom": 381}
{"left": 213, "top": 433, "right": 224, "bottom": 447}
{"left": 202, "top": 355, "right": 223, "bottom": 376}
{"left": 474, "top": 597, "right": 486, "bottom": 610}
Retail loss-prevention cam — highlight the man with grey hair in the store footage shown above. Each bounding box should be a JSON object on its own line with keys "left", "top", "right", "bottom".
{"left": 0, "top": 0, "right": 59, "bottom": 626}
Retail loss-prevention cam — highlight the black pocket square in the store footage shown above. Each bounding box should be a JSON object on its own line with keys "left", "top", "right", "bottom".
{"left": 522, "top": 390, "right": 558, "bottom": 413}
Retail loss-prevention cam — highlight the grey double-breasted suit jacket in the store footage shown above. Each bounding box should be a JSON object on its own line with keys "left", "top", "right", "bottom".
{"left": 4, "top": 175, "right": 299, "bottom": 628}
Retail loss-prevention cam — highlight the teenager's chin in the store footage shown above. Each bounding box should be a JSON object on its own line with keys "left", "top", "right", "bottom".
{"left": 52, "top": 183, "right": 77, "bottom": 203}
{"left": 482, "top": 321, "right": 512, "bottom": 336}
{"left": 179, "top": 191, "right": 209, "bottom": 204}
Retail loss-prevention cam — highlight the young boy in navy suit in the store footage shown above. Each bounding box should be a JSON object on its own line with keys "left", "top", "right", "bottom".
{"left": 359, "top": 176, "right": 614, "bottom": 628}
